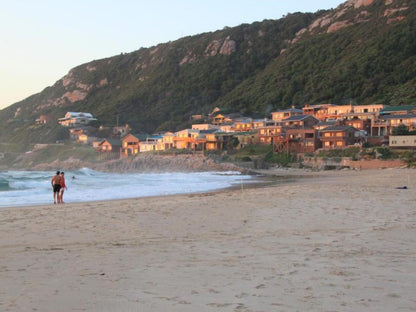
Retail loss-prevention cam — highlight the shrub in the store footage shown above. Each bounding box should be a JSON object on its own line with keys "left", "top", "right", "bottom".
{"left": 375, "top": 147, "right": 394, "bottom": 160}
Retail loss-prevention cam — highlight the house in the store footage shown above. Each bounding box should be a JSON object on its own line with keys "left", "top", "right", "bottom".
{"left": 98, "top": 139, "right": 122, "bottom": 152}
{"left": 326, "top": 104, "right": 353, "bottom": 120}
{"left": 314, "top": 120, "right": 338, "bottom": 131}
{"left": 58, "top": 112, "right": 97, "bottom": 127}
{"left": 219, "top": 123, "right": 234, "bottom": 132}
{"left": 140, "top": 135, "right": 164, "bottom": 152}
{"left": 253, "top": 119, "right": 268, "bottom": 129}
{"left": 211, "top": 113, "right": 234, "bottom": 125}
{"left": 234, "top": 118, "right": 253, "bottom": 132}
{"left": 35, "top": 115, "right": 53, "bottom": 125}
{"left": 271, "top": 107, "right": 303, "bottom": 121}
{"left": 272, "top": 128, "right": 320, "bottom": 154}
{"left": 192, "top": 124, "right": 220, "bottom": 131}
{"left": 286, "top": 128, "right": 320, "bottom": 153}
{"left": 161, "top": 132, "right": 175, "bottom": 150}
{"left": 78, "top": 134, "right": 89, "bottom": 144}
{"left": 69, "top": 128, "right": 85, "bottom": 140}
{"left": 194, "top": 129, "right": 218, "bottom": 151}
{"left": 173, "top": 129, "right": 203, "bottom": 150}
{"left": 344, "top": 117, "right": 371, "bottom": 134}
{"left": 233, "top": 131, "right": 259, "bottom": 149}
{"left": 302, "top": 104, "right": 332, "bottom": 121}
{"left": 121, "top": 133, "right": 144, "bottom": 157}
{"left": 258, "top": 126, "right": 285, "bottom": 145}
{"left": 352, "top": 104, "right": 384, "bottom": 114}
{"left": 320, "top": 125, "right": 357, "bottom": 149}
{"left": 204, "top": 132, "right": 221, "bottom": 151}
{"left": 380, "top": 105, "right": 416, "bottom": 116}
{"left": 389, "top": 135, "right": 416, "bottom": 148}
{"left": 190, "top": 114, "right": 204, "bottom": 121}
{"left": 280, "top": 115, "right": 320, "bottom": 128}
{"left": 379, "top": 114, "right": 416, "bottom": 134}
{"left": 97, "top": 138, "right": 122, "bottom": 160}
{"left": 113, "top": 124, "right": 130, "bottom": 137}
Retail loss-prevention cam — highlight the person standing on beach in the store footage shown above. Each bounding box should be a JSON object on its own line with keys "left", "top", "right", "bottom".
{"left": 51, "top": 171, "right": 62, "bottom": 204}
{"left": 59, "top": 171, "right": 68, "bottom": 203}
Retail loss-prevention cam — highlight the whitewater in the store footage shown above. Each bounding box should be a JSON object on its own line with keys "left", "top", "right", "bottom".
{"left": 0, "top": 168, "right": 253, "bottom": 208}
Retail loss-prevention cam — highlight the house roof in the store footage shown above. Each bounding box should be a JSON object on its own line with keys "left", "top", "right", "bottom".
{"left": 253, "top": 118, "right": 267, "bottom": 123}
{"left": 66, "top": 112, "right": 94, "bottom": 118}
{"left": 321, "top": 125, "right": 356, "bottom": 132}
{"left": 100, "top": 138, "right": 122, "bottom": 146}
{"left": 283, "top": 114, "right": 317, "bottom": 121}
{"left": 380, "top": 114, "right": 416, "bottom": 120}
{"left": 200, "top": 129, "right": 219, "bottom": 134}
{"left": 274, "top": 108, "right": 303, "bottom": 114}
{"left": 381, "top": 106, "right": 415, "bottom": 113}
{"left": 146, "top": 135, "right": 163, "bottom": 140}
{"left": 234, "top": 117, "right": 253, "bottom": 123}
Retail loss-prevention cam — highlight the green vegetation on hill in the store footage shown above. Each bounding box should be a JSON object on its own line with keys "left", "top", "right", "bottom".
{"left": 0, "top": 0, "right": 415, "bottom": 146}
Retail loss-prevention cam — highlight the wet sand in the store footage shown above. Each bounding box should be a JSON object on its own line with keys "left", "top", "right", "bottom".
{"left": 1, "top": 168, "right": 415, "bottom": 311}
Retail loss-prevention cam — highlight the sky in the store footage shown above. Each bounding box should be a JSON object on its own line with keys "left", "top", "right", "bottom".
{"left": 0, "top": 0, "right": 345, "bottom": 110}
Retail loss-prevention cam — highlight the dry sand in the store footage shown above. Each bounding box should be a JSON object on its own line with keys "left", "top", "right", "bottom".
{"left": 0, "top": 168, "right": 415, "bottom": 312}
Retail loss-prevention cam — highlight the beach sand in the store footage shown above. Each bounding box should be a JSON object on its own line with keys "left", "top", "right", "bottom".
{"left": 1, "top": 168, "right": 415, "bottom": 311}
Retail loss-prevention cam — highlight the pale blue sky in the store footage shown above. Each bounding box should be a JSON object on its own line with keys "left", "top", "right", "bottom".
{"left": 0, "top": 0, "right": 344, "bottom": 109}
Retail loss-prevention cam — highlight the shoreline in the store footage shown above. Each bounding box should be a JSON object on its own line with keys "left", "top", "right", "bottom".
{"left": 1, "top": 168, "right": 415, "bottom": 311}
{"left": 0, "top": 168, "right": 303, "bottom": 210}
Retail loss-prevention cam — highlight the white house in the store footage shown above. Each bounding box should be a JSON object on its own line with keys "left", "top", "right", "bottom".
{"left": 389, "top": 135, "right": 416, "bottom": 148}
{"left": 58, "top": 112, "right": 97, "bottom": 127}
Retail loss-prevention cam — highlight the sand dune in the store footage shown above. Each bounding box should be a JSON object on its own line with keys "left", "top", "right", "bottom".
{"left": 1, "top": 168, "right": 415, "bottom": 311}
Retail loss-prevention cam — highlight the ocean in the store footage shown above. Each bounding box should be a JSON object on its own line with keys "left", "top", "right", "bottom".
{"left": 0, "top": 168, "right": 253, "bottom": 208}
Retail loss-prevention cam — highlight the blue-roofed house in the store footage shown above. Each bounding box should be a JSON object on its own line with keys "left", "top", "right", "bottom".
{"left": 140, "top": 135, "right": 164, "bottom": 152}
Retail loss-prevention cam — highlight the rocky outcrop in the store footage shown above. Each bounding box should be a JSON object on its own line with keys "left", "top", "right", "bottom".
{"left": 205, "top": 40, "right": 222, "bottom": 56}
{"left": 94, "top": 154, "right": 246, "bottom": 173}
{"left": 219, "top": 37, "right": 237, "bottom": 55}
{"left": 204, "top": 36, "right": 236, "bottom": 57}
{"left": 327, "top": 20, "right": 352, "bottom": 33}
{"left": 29, "top": 154, "right": 247, "bottom": 173}
{"left": 179, "top": 52, "right": 198, "bottom": 65}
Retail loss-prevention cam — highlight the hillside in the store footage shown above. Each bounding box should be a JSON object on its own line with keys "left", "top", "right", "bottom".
{"left": 0, "top": 0, "right": 415, "bottom": 145}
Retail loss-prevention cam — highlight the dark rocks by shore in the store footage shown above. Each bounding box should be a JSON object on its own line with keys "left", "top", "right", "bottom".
{"left": 29, "top": 154, "right": 248, "bottom": 173}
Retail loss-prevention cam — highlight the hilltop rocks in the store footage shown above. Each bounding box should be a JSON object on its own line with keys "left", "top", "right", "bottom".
{"left": 349, "top": 0, "right": 375, "bottom": 9}
{"left": 290, "top": 0, "right": 408, "bottom": 43}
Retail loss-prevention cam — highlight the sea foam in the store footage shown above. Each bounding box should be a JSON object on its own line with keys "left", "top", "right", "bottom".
{"left": 0, "top": 169, "right": 253, "bottom": 208}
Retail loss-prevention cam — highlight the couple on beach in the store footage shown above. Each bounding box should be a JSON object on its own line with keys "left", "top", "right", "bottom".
{"left": 51, "top": 171, "right": 68, "bottom": 204}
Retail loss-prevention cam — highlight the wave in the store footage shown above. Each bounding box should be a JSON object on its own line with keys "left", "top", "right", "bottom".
{"left": 0, "top": 170, "right": 254, "bottom": 207}
{"left": 0, "top": 177, "right": 11, "bottom": 191}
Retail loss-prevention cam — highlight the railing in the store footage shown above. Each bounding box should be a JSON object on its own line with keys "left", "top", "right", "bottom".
{"left": 98, "top": 151, "right": 120, "bottom": 161}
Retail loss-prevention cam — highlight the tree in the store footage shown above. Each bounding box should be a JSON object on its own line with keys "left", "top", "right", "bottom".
{"left": 392, "top": 124, "right": 410, "bottom": 135}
